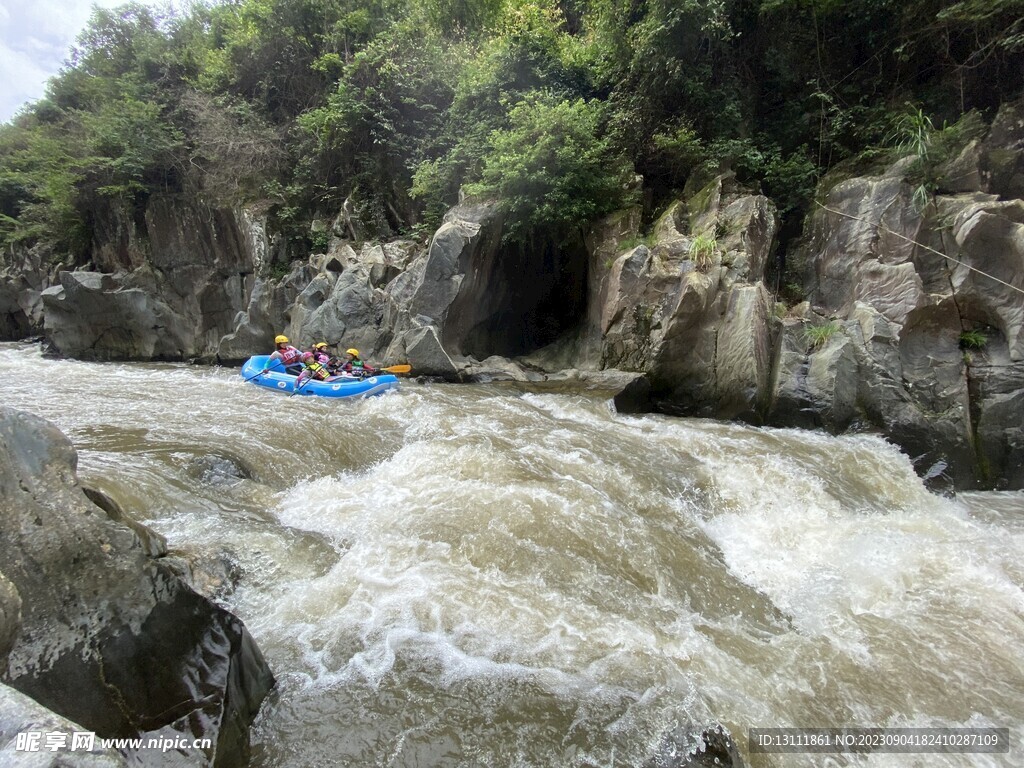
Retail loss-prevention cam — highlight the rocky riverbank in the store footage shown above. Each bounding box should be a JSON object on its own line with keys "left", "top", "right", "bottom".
{"left": 2, "top": 100, "right": 1022, "bottom": 490}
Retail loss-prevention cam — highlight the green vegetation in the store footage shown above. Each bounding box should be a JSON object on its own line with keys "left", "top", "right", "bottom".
{"left": 805, "top": 321, "right": 841, "bottom": 349}
{"left": 887, "top": 107, "right": 989, "bottom": 211}
{"left": 0, "top": 0, "right": 1021, "bottom": 264}
{"left": 690, "top": 233, "right": 718, "bottom": 271}
{"left": 465, "top": 94, "right": 634, "bottom": 243}
{"left": 618, "top": 235, "right": 652, "bottom": 253}
{"left": 959, "top": 329, "right": 988, "bottom": 350}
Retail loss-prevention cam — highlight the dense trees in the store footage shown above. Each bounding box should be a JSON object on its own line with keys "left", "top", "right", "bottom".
{"left": 1, "top": 0, "right": 1021, "bottom": 264}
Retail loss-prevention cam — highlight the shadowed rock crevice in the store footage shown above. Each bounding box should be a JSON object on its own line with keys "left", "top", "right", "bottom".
{"left": 444, "top": 234, "right": 590, "bottom": 358}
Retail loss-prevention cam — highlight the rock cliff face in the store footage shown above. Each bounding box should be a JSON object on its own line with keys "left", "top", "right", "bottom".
{"left": 3, "top": 101, "right": 1023, "bottom": 488}
{"left": 26, "top": 196, "right": 265, "bottom": 361}
{"left": 765, "top": 100, "right": 1024, "bottom": 488}
{"left": 0, "top": 407, "right": 274, "bottom": 766}
{"left": 588, "top": 183, "right": 778, "bottom": 422}
{"left": 0, "top": 246, "right": 53, "bottom": 340}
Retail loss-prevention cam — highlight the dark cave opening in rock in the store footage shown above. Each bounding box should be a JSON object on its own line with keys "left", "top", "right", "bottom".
{"left": 442, "top": 234, "right": 589, "bottom": 359}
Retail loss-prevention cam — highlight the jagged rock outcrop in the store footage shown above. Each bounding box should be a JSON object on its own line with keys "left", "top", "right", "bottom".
{"left": 0, "top": 407, "right": 274, "bottom": 766}
{"left": 379, "top": 200, "right": 591, "bottom": 377}
{"left": 0, "top": 246, "right": 53, "bottom": 339}
{"left": 569, "top": 103, "right": 1023, "bottom": 488}
{"left": 42, "top": 270, "right": 193, "bottom": 359}
{"left": 583, "top": 174, "right": 779, "bottom": 420}
{"left": 221, "top": 241, "right": 421, "bottom": 366}
{"left": 383, "top": 202, "right": 503, "bottom": 378}
{"left": 38, "top": 197, "right": 266, "bottom": 361}
{"left": 765, "top": 103, "right": 1024, "bottom": 487}
{"left": 216, "top": 261, "right": 312, "bottom": 362}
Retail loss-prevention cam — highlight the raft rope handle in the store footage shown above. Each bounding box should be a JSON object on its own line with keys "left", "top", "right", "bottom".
{"left": 814, "top": 200, "right": 1024, "bottom": 298}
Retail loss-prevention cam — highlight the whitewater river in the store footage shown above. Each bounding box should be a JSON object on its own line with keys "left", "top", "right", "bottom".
{"left": 2, "top": 342, "right": 1021, "bottom": 767}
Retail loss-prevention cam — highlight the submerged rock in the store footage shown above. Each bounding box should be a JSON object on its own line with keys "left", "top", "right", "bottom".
{"left": 184, "top": 452, "right": 258, "bottom": 486}
{"left": 0, "top": 407, "right": 274, "bottom": 767}
{"left": 642, "top": 724, "right": 746, "bottom": 768}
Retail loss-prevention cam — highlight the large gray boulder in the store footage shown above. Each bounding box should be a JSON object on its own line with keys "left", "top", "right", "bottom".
{"left": 587, "top": 176, "right": 779, "bottom": 419}
{"left": 942, "top": 197, "right": 1024, "bottom": 359}
{"left": 412, "top": 202, "right": 505, "bottom": 359}
{"left": 711, "top": 283, "right": 775, "bottom": 419}
{"left": 578, "top": 207, "right": 643, "bottom": 367}
{"left": 0, "top": 245, "right": 52, "bottom": 340}
{"left": 42, "top": 271, "right": 191, "bottom": 360}
{"left": 767, "top": 302, "right": 978, "bottom": 487}
{"left": 292, "top": 267, "right": 382, "bottom": 355}
{"left": 381, "top": 202, "right": 503, "bottom": 377}
{"left": 806, "top": 160, "right": 925, "bottom": 321}
{"left": 226, "top": 240, "right": 421, "bottom": 364}
{"left": 216, "top": 260, "right": 312, "bottom": 363}
{"left": 0, "top": 407, "right": 274, "bottom": 766}
{"left": 978, "top": 98, "right": 1024, "bottom": 199}
{"left": 966, "top": 341, "right": 1024, "bottom": 489}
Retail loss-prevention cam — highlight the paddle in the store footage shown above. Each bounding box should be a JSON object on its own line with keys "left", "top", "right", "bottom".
{"left": 243, "top": 369, "right": 267, "bottom": 382}
{"left": 330, "top": 364, "right": 410, "bottom": 378}
{"left": 289, "top": 375, "right": 314, "bottom": 397}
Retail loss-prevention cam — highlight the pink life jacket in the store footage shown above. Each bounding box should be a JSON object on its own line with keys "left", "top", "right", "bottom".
{"left": 278, "top": 346, "right": 302, "bottom": 365}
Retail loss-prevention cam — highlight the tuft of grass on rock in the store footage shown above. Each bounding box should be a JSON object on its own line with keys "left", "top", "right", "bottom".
{"left": 804, "top": 321, "right": 840, "bottom": 349}
{"left": 958, "top": 329, "right": 987, "bottom": 349}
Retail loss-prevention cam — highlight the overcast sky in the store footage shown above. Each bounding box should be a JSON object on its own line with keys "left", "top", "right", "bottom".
{"left": 0, "top": 0, "right": 172, "bottom": 123}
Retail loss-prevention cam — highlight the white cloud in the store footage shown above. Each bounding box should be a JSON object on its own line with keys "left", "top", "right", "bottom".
{"left": 0, "top": 0, "right": 171, "bottom": 123}
{"left": 0, "top": 38, "right": 55, "bottom": 120}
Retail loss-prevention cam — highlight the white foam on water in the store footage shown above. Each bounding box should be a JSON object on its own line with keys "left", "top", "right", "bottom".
{"left": 5, "top": 344, "right": 1022, "bottom": 767}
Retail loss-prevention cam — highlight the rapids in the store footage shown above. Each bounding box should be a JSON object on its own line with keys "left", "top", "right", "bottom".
{"left": 1, "top": 342, "right": 1021, "bottom": 767}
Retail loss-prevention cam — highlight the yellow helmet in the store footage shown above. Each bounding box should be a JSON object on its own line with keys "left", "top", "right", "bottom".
{"left": 314, "top": 342, "right": 328, "bottom": 350}
{"left": 346, "top": 348, "right": 359, "bottom": 357}
{"left": 274, "top": 334, "right": 289, "bottom": 344}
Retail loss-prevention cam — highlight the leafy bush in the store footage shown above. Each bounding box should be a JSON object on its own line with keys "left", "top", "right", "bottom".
{"left": 465, "top": 93, "right": 635, "bottom": 243}
{"left": 412, "top": 0, "right": 590, "bottom": 223}
{"left": 310, "top": 229, "right": 330, "bottom": 253}
{"left": 297, "top": 22, "right": 466, "bottom": 234}
{"left": 886, "top": 108, "right": 988, "bottom": 212}
{"left": 0, "top": 124, "right": 89, "bottom": 255}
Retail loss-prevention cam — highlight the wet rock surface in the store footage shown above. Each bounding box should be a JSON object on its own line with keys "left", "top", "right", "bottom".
{"left": 0, "top": 407, "right": 274, "bottom": 766}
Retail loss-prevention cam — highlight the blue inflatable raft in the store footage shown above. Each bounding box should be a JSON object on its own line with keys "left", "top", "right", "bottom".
{"left": 241, "top": 355, "right": 400, "bottom": 399}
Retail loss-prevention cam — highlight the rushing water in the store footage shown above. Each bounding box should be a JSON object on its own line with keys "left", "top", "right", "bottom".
{"left": 2, "top": 342, "right": 1022, "bottom": 768}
